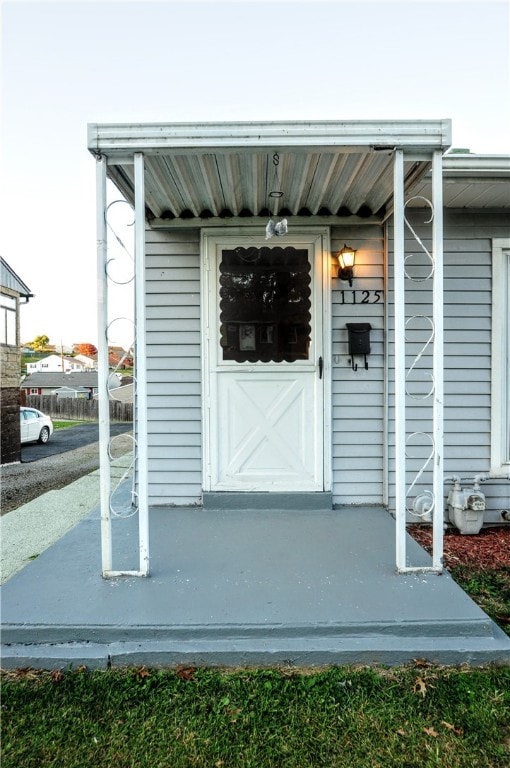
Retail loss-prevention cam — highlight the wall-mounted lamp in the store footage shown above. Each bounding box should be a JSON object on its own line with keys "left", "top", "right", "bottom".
{"left": 336, "top": 244, "right": 356, "bottom": 285}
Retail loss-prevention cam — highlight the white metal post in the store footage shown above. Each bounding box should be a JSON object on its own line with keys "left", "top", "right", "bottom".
{"left": 432, "top": 150, "right": 444, "bottom": 570}
{"left": 134, "top": 152, "right": 150, "bottom": 575}
{"left": 96, "top": 155, "right": 112, "bottom": 576}
{"left": 393, "top": 150, "right": 407, "bottom": 571}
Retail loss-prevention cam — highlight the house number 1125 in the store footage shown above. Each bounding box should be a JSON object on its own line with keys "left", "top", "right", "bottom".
{"left": 340, "top": 290, "right": 383, "bottom": 304}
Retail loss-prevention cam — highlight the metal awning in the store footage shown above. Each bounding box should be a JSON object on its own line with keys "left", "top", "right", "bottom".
{"left": 87, "top": 120, "right": 452, "bottom": 221}
{"left": 411, "top": 154, "right": 510, "bottom": 209}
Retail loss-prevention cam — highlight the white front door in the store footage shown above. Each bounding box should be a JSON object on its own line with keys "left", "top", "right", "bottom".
{"left": 202, "top": 230, "right": 328, "bottom": 493}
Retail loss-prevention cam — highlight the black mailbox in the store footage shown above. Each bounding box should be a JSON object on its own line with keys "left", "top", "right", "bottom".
{"left": 346, "top": 323, "right": 372, "bottom": 370}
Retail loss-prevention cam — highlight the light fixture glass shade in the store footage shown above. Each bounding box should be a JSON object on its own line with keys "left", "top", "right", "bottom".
{"left": 339, "top": 245, "right": 356, "bottom": 269}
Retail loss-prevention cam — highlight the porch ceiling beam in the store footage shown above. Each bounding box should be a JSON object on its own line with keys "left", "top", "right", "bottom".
{"left": 149, "top": 215, "right": 384, "bottom": 229}
{"left": 88, "top": 120, "right": 452, "bottom": 156}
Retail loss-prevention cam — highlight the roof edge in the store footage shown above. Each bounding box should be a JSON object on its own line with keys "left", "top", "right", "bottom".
{"left": 0, "top": 256, "right": 33, "bottom": 298}
{"left": 442, "top": 154, "right": 510, "bottom": 177}
{"left": 87, "top": 119, "right": 452, "bottom": 155}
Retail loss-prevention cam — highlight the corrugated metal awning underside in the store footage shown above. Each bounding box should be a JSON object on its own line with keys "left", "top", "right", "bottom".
{"left": 87, "top": 121, "right": 510, "bottom": 220}
{"left": 105, "top": 149, "right": 422, "bottom": 221}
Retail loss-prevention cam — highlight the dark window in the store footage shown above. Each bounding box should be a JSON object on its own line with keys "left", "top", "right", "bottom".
{"left": 219, "top": 246, "right": 311, "bottom": 363}
{"left": 0, "top": 292, "right": 16, "bottom": 346}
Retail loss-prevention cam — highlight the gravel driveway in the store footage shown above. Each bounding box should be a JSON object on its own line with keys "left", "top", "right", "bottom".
{"left": 1, "top": 431, "right": 133, "bottom": 515}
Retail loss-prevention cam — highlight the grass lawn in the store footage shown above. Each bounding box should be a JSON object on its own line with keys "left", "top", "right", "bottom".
{"left": 2, "top": 665, "right": 509, "bottom": 768}
{"left": 451, "top": 566, "right": 510, "bottom": 637}
{"left": 408, "top": 526, "right": 510, "bottom": 639}
{"left": 52, "top": 420, "right": 88, "bottom": 430}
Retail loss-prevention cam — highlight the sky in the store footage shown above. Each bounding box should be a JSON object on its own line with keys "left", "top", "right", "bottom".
{"left": 1, "top": 0, "right": 509, "bottom": 350}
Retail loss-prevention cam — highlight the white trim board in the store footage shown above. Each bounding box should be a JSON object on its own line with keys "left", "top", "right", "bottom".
{"left": 491, "top": 238, "right": 510, "bottom": 477}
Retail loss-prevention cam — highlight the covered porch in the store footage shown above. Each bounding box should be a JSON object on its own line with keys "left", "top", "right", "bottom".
{"left": 2, "top": 480, "right": 509, "bottom": 668}
{"left": 89, "top": 120, "right": 452, "bottom": 580}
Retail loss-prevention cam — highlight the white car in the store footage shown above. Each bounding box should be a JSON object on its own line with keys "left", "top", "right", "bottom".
{"left": 20, "top": 407, "right": 54, "bottom": 445}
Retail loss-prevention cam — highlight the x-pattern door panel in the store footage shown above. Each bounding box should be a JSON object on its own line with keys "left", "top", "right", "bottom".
{"left": 215, "top": 373, "right": 320, "bottom": 490}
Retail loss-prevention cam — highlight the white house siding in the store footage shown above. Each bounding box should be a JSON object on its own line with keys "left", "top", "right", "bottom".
{"left": 387, "top": 209, "right": 510, "bottom": 523}
{"left": 146, "top": 228, "right": 202, "bottom": 505}
{"left": 145, "top": 214, "right": 508, "bottom": 517}
{"left": 146, "top": 223, "right": 387, "bottom": 507}
{"left": 330, "top": 225, "right": 386, "bottom": 505}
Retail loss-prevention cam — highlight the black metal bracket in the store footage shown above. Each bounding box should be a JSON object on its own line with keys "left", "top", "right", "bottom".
{"left": 349, "top": 354, "right": 369, "bottom": 372}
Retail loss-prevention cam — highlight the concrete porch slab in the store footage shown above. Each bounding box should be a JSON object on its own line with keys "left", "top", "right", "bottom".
{"left": 2, "top": 500, "right": 509, "bottom": 669}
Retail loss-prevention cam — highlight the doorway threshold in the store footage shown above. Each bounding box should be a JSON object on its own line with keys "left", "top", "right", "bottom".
{"left": 202, "top": 492, "right": 333, "bottom": 511}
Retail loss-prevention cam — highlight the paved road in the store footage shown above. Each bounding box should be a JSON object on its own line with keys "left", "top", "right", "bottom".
{"left": 1, "top": 426, "right": 133, "bottom": 516}
{"left": 21, "top": 422, "right": 132, "bottom": 463}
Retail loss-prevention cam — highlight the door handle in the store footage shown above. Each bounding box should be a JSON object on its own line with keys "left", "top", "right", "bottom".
{"left": 318, "top": 356, "right": 323, "bottom": 379}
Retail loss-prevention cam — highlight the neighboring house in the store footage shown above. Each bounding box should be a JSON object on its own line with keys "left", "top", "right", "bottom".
{"left": 108, "top": 346, "right": 133, "bottom": 368}
{"left": 53, "top": 386, "right": 93, "bottom": 399}
{"left": 93, "top": 381, "right": 133, "bottom": 403}
{"left": 88, "top": 119, "right": 510, "bottom": 576}
{"left": 26, "top": 353, "right": 86, "bottom": 373}
{"left": 21, "top": 371, "right": 121, "bottom": 398}
{"left": 73, "top": 354, "right": 97, "bottom": 369}
{"left": 72, "top": 348, "right": 131, "bottom": 369}
{"left": 0, "top": 257, "right": 33, "bottom": 464}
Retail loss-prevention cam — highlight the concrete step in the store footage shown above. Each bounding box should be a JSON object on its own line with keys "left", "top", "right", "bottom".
{"left": 202, "top": 492, "right": 333, "bottom": 510}
{"left": 3, "top": 624, "right": 510, "bottom": 670}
